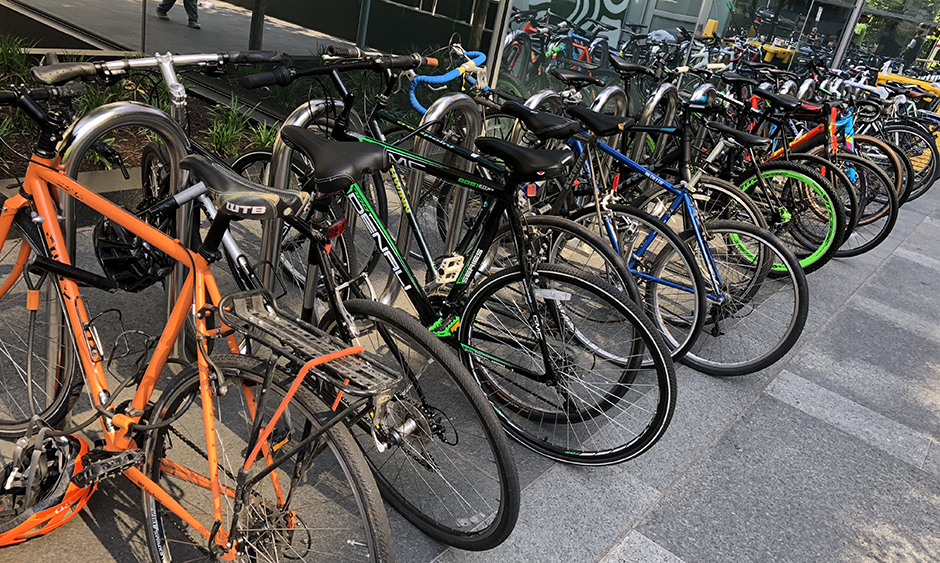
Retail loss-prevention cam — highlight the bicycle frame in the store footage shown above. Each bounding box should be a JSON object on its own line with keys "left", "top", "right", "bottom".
{"left": 10, "top": 157, "right": 299, "bottom": 556}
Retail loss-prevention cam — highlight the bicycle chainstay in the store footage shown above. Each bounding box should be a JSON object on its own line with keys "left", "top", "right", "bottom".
{"left": 217, "top": 290, "right": 401, "bottom": 397}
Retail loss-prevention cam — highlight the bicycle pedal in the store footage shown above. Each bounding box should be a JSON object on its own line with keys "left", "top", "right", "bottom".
{"left": 71, "top": 449, "right": 145, "bottom": 488}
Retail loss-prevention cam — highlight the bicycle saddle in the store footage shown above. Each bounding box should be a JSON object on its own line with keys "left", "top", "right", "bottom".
{"left": 549, "top": 67, "right": 605, "bottom": 88}
{"left": 719, "top": 72, "right": 759, "bottom": 87}
{"left": 705, "top": 121, "right": 771, "bottom": 148}
{"left": 500, "top": 101, "right": 581, "bottom": 140}
{"left": 565, "top": 105, "right": 636, "bottom": 137}
{"left": 753, "top": 88, "right": 800, "bottom": 111}
{"left": 279, "top": 126, "right": 389, "bottom": 195}
{"left": 180, "top": 155, "right": 305, "bottom": 221}
{"left": 608, "top": 54, "right": 656, "bottom": 76}
{"left": 906, "top": 86, "right": 932, "bottom": 99}
{"left": 475, "top": 137, "right": 573, "bottom": 182}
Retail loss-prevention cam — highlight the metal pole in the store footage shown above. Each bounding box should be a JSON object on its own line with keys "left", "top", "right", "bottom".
{"left": 832, "top": 0, "right": 866, "bottom": 69}
{"left": 357, "top": 0, "right": 372, "bottom": 48}
{"left": 486, "top": 0, "right": 512, "bottom": 88}
{"left": 141, "top": 0, "right": 147, "bottom": 53}
{"left": 249, "top": 0, "right": 267, "bottom": 50}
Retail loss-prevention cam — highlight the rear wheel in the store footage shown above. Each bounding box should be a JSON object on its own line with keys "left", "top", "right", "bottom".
{"left": 142, "top": 354, "right": 394, "bottom": 563}
{"left": 320, "top": 299, "right": 520, "bottom": 550}
{"left": 680, "top": 220, "right": 809, "bottom": 376}
{"left": 459, "top": 263, "right": 677, "bottom": 465}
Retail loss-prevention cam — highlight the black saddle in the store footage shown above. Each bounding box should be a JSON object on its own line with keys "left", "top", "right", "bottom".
{"left": 500, "top": 101, "right": 580, "bottom": 141}
{"left": 720, "top": 72, "right": 759, "bottom": 87}
{"left": 475, "top": 137, "right": 573, "bottom": 182}
{"left": 565, "top": 105, "right": 636, "bottom": 137}
{"left": 280, "top": 126, "right": 389, "bottom": 195}
{"left": 180, "top": 155, "right": 305, "bottom": 221}
{"left": 705, "top": 121, "right": 771, "bottom": 148}
{"left": 549, "top": 67, "right": 605, "bottom": 88}
{"left": 608, "top": 54, "right": 656, "bottom": 76}
{"left": 753, "top": 88, "right": 800, "bottom": 111}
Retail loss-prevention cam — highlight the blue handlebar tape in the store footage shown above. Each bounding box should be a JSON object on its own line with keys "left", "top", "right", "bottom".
{"left": 409, "top": 51, "right": 487, "bottom": 114}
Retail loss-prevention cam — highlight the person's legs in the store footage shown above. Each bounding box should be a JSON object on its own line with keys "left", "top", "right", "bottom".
{"left": 183, "top": 0, "right": 198, "bottom": 23}
{"left": 156, "top": 0, "right": 175, "bottom": 16}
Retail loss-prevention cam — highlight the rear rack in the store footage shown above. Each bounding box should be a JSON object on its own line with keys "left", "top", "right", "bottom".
{"left": 217, "top": 290, "right": 401, "bottom": 397}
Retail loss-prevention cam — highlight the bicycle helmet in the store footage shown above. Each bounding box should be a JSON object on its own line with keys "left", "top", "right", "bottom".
{"left": 94, "top": 198, "right": 174, "bottom": 292}
{"left": 0, "top": 433, "right": 95, "bottom": 546}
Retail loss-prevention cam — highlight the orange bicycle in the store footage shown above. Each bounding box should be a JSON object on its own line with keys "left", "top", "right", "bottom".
{"left": 0, "top": 84, "right": 396, "bottom": 562}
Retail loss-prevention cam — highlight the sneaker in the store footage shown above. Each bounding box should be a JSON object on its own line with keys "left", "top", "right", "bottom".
{"left": 156, "top": 10, "right": 169, "bottom": 19}
{"left": 188, "top": 21, "right": 201, "bottom": 29}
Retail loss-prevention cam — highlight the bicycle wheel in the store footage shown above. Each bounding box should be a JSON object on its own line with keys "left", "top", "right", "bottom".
{"left": 833, "top": 153, "right": 899, "bottom": 258}
{"left": 459, "top": 263, "right": 677, "bottom": 465}
{"left": 568, "top": 204, "right": 707, "bottom": 361}
{"left": 632, "top": 174, "right": 767, "bottom": 232}
{"left": 855, "top": 135, "right": 907, "bottom": 202}
{"left": 879, "top": 137, "right": 916, "bottom": 205}
{"left": 681, "top": 220, "right": 809, "bottom": 376}
{"left": 319, "top": 299, "right": 520, "bottom": 550}
{"left": 881, "top": 122, "right": 939, "bottom": 200}
{"left": 485, "top": 214, "right": 643, "bottom": 303}
{"left": 775, "top": 151, "right": 859, "bottom": 236}
{"left": 0, "top": 240, "right": 78, "bottom": 437}
{"left": 737, "top": 161, "right": 845, "bottom": 274}
{"left": 141, "top": 354, "right": 393, "bottom": 563}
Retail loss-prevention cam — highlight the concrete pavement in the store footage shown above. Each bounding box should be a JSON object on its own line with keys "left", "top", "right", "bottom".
{"left": 26, "top": 0, "right": 352, "bottom": 56}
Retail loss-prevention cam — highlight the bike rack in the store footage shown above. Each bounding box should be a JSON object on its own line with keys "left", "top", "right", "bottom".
{"left": 590, "top": 85, "right": 628, "bottom": 116}
{"left": 798, "top": 78, "right": 816, "bottom": 100}
{"left": 58, "top": 101, "right": 190, "bottom": 355}
{"left": 631, "top": 82, "right": 679, "bottom": 164}
{"left": 258, "top": 100, "right": 365, "bottom": 292}
{"left": 383, "top": 93, "right": 482, "bottom": 304}
{"left": 779, "top": 80, "right": 799, "bottom": 97}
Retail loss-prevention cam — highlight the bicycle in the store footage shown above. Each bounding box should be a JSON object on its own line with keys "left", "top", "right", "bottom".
{"left": 0, "top": 84, "right": 399, "bottom": 561}
{"left": 35, "top": 51, "right": 526, "bottom": 550}
{"left": 241, "top": 60, "right": 678, "bottom": 466}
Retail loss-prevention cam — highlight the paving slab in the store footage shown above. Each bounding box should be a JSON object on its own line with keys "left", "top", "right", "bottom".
{"left": 637, "top": 396, "right": 940, "bottom": 563}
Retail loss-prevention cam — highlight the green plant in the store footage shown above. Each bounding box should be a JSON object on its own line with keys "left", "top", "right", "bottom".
{"left": 207, "top": 95, "right": 253, "bottom": 158}
{"left": 247, "top": 120, "right": 279, "bottom": 147}
{"left": 0, "top": 34, "right": 33, "bottom": 83}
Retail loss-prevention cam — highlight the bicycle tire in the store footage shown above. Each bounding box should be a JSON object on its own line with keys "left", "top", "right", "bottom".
{"left": 855, "top": 134, "right": 906, "bottom": 202}
{"left": 878, "top": 136, "right": 916, "bottom": 205}
{"left": 680, "top": 220, "right": 809, "bottom": 376}
{"left": 459, "top": 262, "right": 677, "bottom": 465}
{"left": 773, "top": 151, "right": 860, "bottom": 236}
{"left": 486, "top": 213, "right": 643, "bottom": 303}
{"left": 632, "top": 174, "right": 767, "bottom": 231}
{"left": 881, "top": 122, "right": 939, "bottom": 200}
{"left": 141, "top": 354, "right": 394, "bottom": 563}
{"left": 832, "top": 153, "right": 899, "bottom": 258}
{"left": 319, "top": 299, "right": 520, "bottom": 550}
{"left": 0, "top": 241, "right": 79, "bottom": 437}
{"left": 568, "top": 204, "right": 707, "bottom": 361}
{"left": 737, "top": 161, "right": 845, "bottom": 274}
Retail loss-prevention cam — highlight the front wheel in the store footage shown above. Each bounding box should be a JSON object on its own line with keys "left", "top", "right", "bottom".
{"left": 459, "top": 263, "right": 677, "bottom": 465}
{"left": 320, "top": 299, "right": 520, "bottom": 551}
{"left": 680, "top": 220, "right": 809, "bottom": 376}
{"left": 142, "top": 354, "right": 394, "bottom": 563}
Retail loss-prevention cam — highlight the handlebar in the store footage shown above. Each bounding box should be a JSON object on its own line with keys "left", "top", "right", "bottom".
{"left": 0, "top": 83, "right": 88, "bottom": 107}
{"left": 31, "top": 50, "right": 281, "bottom": 85}
{"left": 408, "top": 51, "right": 486, "bottom": 114}
{"left": 240, "top": 52, "right": 437, "bottom": 90}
